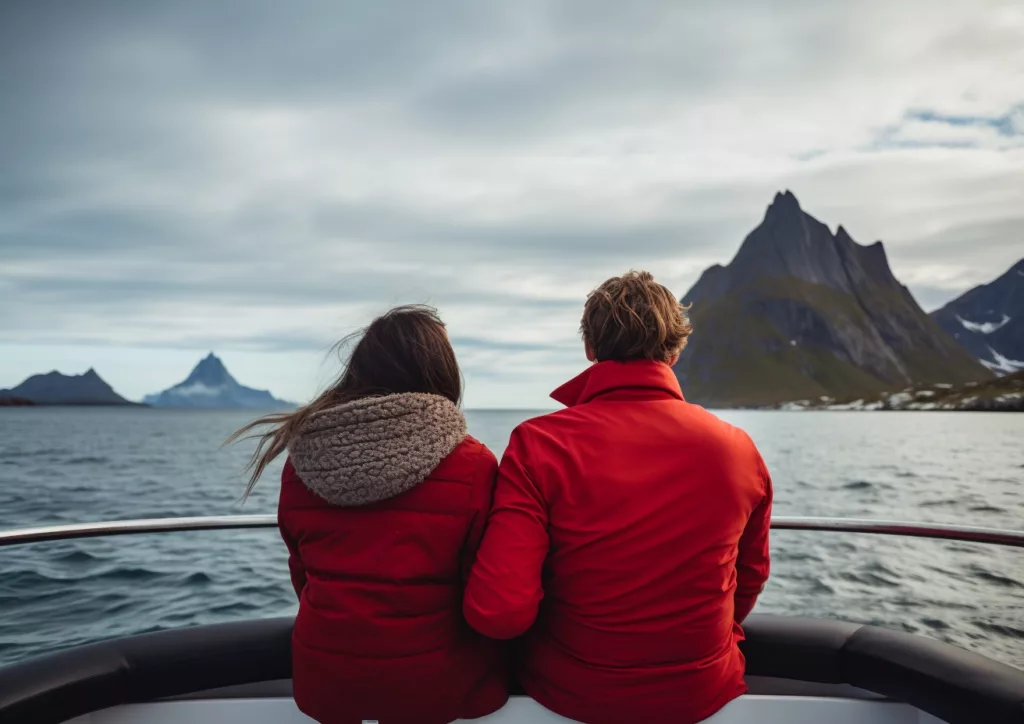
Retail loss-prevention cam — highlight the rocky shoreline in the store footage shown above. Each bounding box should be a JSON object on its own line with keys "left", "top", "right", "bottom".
{"left": 775, "top": 371, "right": 1024, "bottom": 412}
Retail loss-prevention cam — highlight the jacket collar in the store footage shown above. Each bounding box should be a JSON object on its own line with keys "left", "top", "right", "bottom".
{"left": 551, "top": 359, "right": 685, "bottom": 407}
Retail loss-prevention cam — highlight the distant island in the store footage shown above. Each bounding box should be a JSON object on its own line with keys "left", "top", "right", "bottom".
{"left": 143, "top": 353, "right": 296, "bottom": 409}
{"left": 0, "top": 369, "right": 141, "bottom": 406}
{"left": 0, "top": 354, "right": 296, "bottom": 409}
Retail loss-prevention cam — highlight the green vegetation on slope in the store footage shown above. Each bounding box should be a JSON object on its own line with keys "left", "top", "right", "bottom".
{"left": 676, "top": 275, "right": 989, "bottom": 408}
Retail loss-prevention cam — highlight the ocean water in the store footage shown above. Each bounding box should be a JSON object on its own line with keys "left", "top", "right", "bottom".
{"left": 0, "top": 407, "right": 1021, "bottom": 670}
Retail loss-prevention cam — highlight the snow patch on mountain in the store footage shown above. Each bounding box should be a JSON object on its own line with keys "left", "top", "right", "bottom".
{"left": 957, "top": 314, "right": 1011, "bottom": 334}
{"left": 169, "top": 381, "right": 221, "bottom": 397}
{"left": 932, "top": 257, "right": 1023, "bottom": 378}
{"left": 981, "top": 346, "right": 1024, "bottom": 375}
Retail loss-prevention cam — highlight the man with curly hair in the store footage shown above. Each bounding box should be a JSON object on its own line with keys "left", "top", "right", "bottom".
{"left": 466, "top": 270, "right": 773, "bottom": 724}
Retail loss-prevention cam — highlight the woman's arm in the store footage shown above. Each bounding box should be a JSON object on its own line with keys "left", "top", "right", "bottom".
{"left": 278, "top": 458, "right": 308, "bottom": 600}
{"left": 461, "top": 445, "right": 500, "bottom": 583}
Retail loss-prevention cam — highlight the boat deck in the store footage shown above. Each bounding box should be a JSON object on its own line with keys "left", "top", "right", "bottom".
{"left": 66, "top": 694, "right": 945, "bottom": 724}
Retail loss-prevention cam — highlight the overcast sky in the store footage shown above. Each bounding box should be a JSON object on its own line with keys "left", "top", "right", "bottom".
{"left": 2, "top": 0, "right": 1022, "bottom": 407}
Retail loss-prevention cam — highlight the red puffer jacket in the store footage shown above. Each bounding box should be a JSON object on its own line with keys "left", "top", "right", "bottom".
{"left": 464, "top": 360, "right": 772, "bottom": 724}
{"left": 278, "top": 392, "right": 508, "bottom": 724}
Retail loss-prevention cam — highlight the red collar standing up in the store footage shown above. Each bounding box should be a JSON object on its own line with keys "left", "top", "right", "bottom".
{"left": 550, "top": 359, "right": 685, "bottom": 407}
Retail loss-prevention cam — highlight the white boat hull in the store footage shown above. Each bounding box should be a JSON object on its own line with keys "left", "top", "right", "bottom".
{"left": 67, "top": 694, "right": 945, "bottom": 724}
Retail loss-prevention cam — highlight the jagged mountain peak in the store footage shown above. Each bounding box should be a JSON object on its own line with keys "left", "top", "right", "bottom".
{"left": 765, "top": 189, "right": 802, "bottom": 219}
{"left": 704, "top": 192, "right": 900, "bottom": 302}
{"left": 144, "top": 353, "right": 294, "bottom": 409}
{"left": 184, "top": 352, "right": 237, "bottom": 387}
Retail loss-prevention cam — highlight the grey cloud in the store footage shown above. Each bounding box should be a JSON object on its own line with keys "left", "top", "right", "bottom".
{"left": 892, "top": 217, "right": 1024, "bottom": 261}
{"left": 407, "top": 1, "right": 862, "bottom": 141}
{"left": 411, "top": 43, "right": 715, "bottom": 140}
{"left": 0, "top": 208, "right": 191, "bottom": 256}
{"left": 869, "top": 104, "right": 1024, "bottom": 151}
{"left": 2, "top": 184, "right": 735, "bottom": 268}
{"left": 906, "top": 107, "right": 1024, "bottom": 137}
{"left": 451, "top": 336, "right": 581, "bottom": 353}
{"left": 312, "top": 202, "right": 732, "bottom": 261}
{"left": 1, "top": 1, "right": 481, "bottom": 202}
{"left": 1, "top": 1, "right": 489, "bottom": 99}
{"left": 4, "top": 265, "right": 585, "bottom": 311}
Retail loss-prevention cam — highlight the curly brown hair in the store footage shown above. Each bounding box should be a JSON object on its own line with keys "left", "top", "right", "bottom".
{"left": 580, "top": 270, "right": 692, "bottom": 363}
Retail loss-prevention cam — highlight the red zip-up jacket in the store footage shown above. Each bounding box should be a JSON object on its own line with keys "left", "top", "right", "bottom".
{"left": 464, "top": 360, "right": 772, "bottom": 724}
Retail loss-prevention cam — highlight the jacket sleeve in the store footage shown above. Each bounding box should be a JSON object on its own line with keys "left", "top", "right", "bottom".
{"left": 734, "top": 454, "right": 772, "bottom": 623}
{"left": 463, "top": 426, "right": 549, "bottom": 640}
{"left": 460, "top": 446, "right": 500, "bottom": 582}
{"left": 278, "top": 458, "right": 308, "bottom": 600}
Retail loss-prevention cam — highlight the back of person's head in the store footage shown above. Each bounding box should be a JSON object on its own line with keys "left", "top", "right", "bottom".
{"left": 580, "top": 270, "right": 692, "bottom": 364}
{"left": 228, "top": 304, "right": 462, "bottom": 496}
{"left": 337, "top": 304, "right": 462, "bottom": 406}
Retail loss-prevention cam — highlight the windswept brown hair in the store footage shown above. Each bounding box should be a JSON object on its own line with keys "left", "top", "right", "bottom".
{"left": 226, "top": 304, "right": 462, "bottom": 499}
{"left": 581, "top": 270, "right": 692, "bottom": 363}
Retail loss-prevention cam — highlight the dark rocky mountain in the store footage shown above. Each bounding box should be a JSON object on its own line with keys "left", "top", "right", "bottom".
{"left": 930, "top": 258, "right": 1023, "bottom": 375}
{"left": 0, "top": 369, "right": 137, "bottom": 405}
{"left": 143, "top": 353, "right": 295, "bottom": 409}
{"left": 673, "top": 191, "right": 990, "bottom": 407}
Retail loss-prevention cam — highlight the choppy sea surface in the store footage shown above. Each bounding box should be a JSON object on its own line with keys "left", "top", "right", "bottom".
{"left": 0, "top": 408, "right": 1021, "bottom": 669}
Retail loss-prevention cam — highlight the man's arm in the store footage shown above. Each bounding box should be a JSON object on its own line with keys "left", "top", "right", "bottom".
{"left": 463, "top": 426, "right": 549, "bottom": 640}
{"left": 734, "top": 456, "right": 772, "bottom": 623}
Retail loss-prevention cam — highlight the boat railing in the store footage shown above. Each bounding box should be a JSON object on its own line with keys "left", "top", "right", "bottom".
{"left": 0, "top": 515, "right": 1022, "bottom": 548}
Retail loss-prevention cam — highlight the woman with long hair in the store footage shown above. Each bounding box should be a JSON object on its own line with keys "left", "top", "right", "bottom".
{"left": 228, "top": 305, "right": 507, "bottom": 724}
